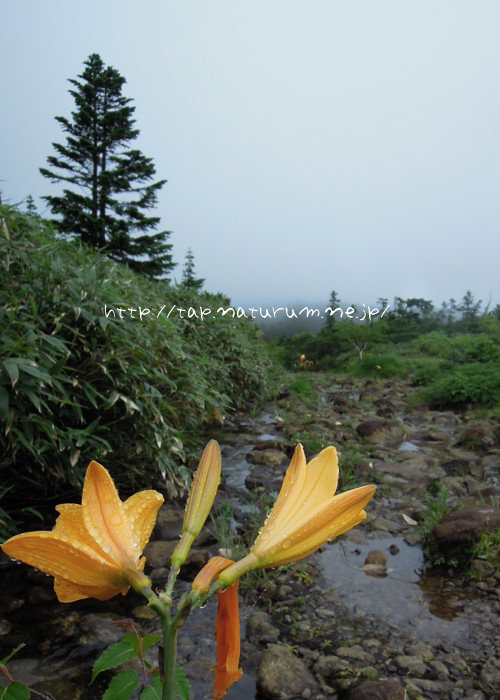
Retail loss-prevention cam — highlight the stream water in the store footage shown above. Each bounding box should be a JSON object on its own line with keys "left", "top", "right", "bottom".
{"left": 0, "top": 406, "right": 492, "bottom": 698}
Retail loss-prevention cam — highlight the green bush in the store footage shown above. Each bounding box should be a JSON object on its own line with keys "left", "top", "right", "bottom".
{"left": 347, "top": 352, "right": 409, "bottom": 378}
{"left": 411, "top": 357, "right": 444, "bottom": 386}
{"left": 422, "top": 362, "right": 500, "bottom": 409}
{"left": 0, "top": 206, "right": 272, "bottom": 535}
{"left": 416, "top": 331, "right": 499, "bottom": 364}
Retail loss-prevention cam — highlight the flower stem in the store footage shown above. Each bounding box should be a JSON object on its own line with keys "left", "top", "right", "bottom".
{"left": 142, "top": 587, "right": 178, "bottom": 700}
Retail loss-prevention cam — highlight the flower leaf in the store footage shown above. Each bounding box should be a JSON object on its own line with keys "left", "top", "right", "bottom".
{"left": 102, "top": 670, "right": 138, "bottom": 700}
{"left": 0, "top": 682, "right": 31, "bottom": 700}
{"left": 139, "top": 672, "right": 162, "bottom": 699}
{"left": 91, "top": 640, "right": 137, "bottom": 682}
{"left": 175, "top": 664, "right": 191, "bottom": 700}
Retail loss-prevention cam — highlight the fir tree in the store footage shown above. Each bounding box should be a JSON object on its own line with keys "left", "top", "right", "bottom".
{"left": 181, "top": 248, "right": 204, "bottom": 291}
{"left": 25, "top": 195, "right": 38, "bottom": 216}
{"left": 40, "top": 53, "right": 174, "bottom": 278}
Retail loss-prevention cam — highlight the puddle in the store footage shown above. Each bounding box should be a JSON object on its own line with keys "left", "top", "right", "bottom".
{"left": 319, "top": 537, "right": 471, "bottom": 642}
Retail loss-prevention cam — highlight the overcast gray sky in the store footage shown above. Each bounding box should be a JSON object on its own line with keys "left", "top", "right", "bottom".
{"left": 1, "top": 1, "right": 499, "bottom": 310}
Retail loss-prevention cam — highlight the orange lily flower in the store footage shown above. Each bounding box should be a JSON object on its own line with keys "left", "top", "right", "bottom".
{"left": 192, "top": 556, "right": 243, "bottom": 700}
{"left": 218, "top": 444, "right": 376, "bottom": 587}
{"left": 1, "top": 461, "right": 164, "bottom": 602}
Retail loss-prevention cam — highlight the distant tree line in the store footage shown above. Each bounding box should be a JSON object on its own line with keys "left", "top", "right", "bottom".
{"left": 275, "top": 289, "right": 500, "bottom": 369}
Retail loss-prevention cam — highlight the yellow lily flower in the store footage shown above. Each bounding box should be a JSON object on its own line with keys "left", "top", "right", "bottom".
{"left": 218, "top": 444, "right": 376, "bottom": 587}
{"left": 1, "top": 461, "right": 164, "bottom": 602}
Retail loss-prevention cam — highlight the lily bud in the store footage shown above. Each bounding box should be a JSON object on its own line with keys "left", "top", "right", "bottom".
{"left": 171, "top": 440, "right": 221, "bottom": 568}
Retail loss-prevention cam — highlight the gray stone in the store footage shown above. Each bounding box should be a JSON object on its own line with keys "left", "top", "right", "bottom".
{"left": 313, "top": 654, "right": 349, "bottom": 679}
{"left": 356, "top": 420, "right": 403, "bottom": 447}
{"left": 246, "top": 611, "right": 280, "bottom": 643}
{"left": 433, "top": 505, "right": 500, "bottom": 546}
{"left": 247, "top": 449, "right": 288, "bottom": 467}
{"left": 470, "top": 559, "right": 495, "bottom": 579}
{"left": 143, "top": 540, "right": 209, "bottom": 569}
{"left": 335, "top": 645, "right": 376, "bottom": 665}
{"left": 257, "top": 644, "right": 318, "bottom": 698}
{"left": 394, "top": 654, "right": 427, "bottom": 677}
{"left": 350, "top": 680, "right": 406, "bottom": 699}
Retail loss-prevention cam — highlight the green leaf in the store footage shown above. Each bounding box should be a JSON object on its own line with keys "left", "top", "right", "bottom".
{"left": 102, "top": 670, "right": 138, "bottom": 700}
{"left": 0, "top": 386, "right": 9, "bottom": 417}
{"left": 91, "top": 640, "right": 137, "bottom": 682}
{"left": 175, "top": 664, "right": 190, "bottom": 700}
{"left": 139, "top": 673, "right": 162, "bottom": 700}
{"left": 3, "top": 360, "right": 19, "bottom": 387}
{"left": 0, "top": 682, "right": 31, "bottom": 700}
{"left": 141, "top": 634, "right": 161, "bottom": 652}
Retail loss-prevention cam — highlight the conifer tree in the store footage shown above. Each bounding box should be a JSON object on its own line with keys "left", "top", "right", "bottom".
{"left": 40, "top": 53, "right": 174, "bottom": 277}
{"left": 25, "top": 195, "right": 38, "bottom": 217}
{"left": 181, "top": 248, "right": 204, "bottom": 291}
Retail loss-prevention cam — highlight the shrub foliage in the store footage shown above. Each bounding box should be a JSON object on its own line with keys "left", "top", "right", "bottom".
{"left": 0, "top": 206, "right": 271, "bottom": 531}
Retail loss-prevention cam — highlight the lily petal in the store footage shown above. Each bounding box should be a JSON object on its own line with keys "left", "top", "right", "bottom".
{"left": 53, "top": 503, "right": 118, "bottom": 565}
{"left": 1, "top": 532, "right": 124, "bottom": 587}
{"left": 251, "top": 444, "right": 306, "bottom": 554}
{"left": 213, "top": 582, "right": 242, "bottom": 700}
{"left": 81, "top": 461, "right": 136, "bottom": 566}
{"left": 54, "top": 577, "right": 129, "bottom": 603}
{"left": 123, "top": 490, "right": 164, "bottom": 553}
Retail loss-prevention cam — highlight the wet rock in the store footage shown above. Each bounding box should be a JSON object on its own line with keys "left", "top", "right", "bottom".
{"left": 313, "top": 653, "right": 349, "bottom": 680}
{"left": 370, "top": 517, "right": 400, "bottom": 534}
{"left": 356, "top": 420, "right": 403, "bottom": 447}
{"left": 350, "top": 679, "right": 406, "bottom": 699}
{"left": 442, "top": 456, "right": 483, "bottom": 479}
{"left": 245, "top": 464, "right": 284, "bottom": 491}
{"left": 388, "top": 544, "right": 400, "bottom": 555}
{"left": 394, "top": 654, "right": 427, "bottom": 676}
{"left": 78, "top": 613, "right": 124, "bottom": 646}
{"left": 247, "top": 449, "right": 288, "bottom": 467}
{"left": 246, "top": 611, "right": 280, "bottom": 644}
{"left": 144, "top": 540, "right": 178, "bottom": 567}
{"left": 257, "top": 644, "right": 318, "bottom": 698}
{"left": 432, "top": 412, "right": 461, "bottom": 426}
{"left": 150, "top": 566, "right": 169, "bottom": 585}
{"left": 404, "top": 532, "right": 423, "bottom": 546}
{"left": 335, "top": 645, "right": 376, "bottom": 665}
{"left": 365, "top": 550, "right": 389, "bottom": 566}
{"left": 470, "top": 559, "right": 495, "bottom": 579}
{"left": 254, "top": 438, "right": 289, "bottom": 451}
{"left": 153, "top": 505, "right": 185, "bottom": 540}
{"left": 374, "top": 460, "right": 427, "bottom": 482}
{"left": 143, "top": 540, "right": 209, "bottom": 571}
{"left": 183, "top": 656, "right": 215, "bottom": 680}
{"left": 433, "top": 505, "right": 500, "bottom": 546}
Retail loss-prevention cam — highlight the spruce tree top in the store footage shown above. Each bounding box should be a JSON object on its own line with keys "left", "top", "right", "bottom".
{"left": 40, "top": 53, "right": 175, "bottom": 278}
{"left": 181, "top": 248, "right": 205, "bottom": 292}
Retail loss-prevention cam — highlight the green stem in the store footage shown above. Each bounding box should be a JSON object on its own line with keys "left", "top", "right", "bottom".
{"left": 142, "top": 588, "right": 178, "bottom": 700}
{"left": 162, "top": 612, "right": 178, "bottom": 700}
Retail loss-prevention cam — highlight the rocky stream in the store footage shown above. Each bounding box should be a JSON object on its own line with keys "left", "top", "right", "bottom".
{"left": 1, "top": 375, "right": 499, "bottom": 699}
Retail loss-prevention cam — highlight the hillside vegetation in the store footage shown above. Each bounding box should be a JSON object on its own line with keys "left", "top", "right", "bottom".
{"left": 272, "top": 297, "right": 500, "bottom": 411}
{"left": 0, "top": 206, "right": 272, "bottom": 536}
